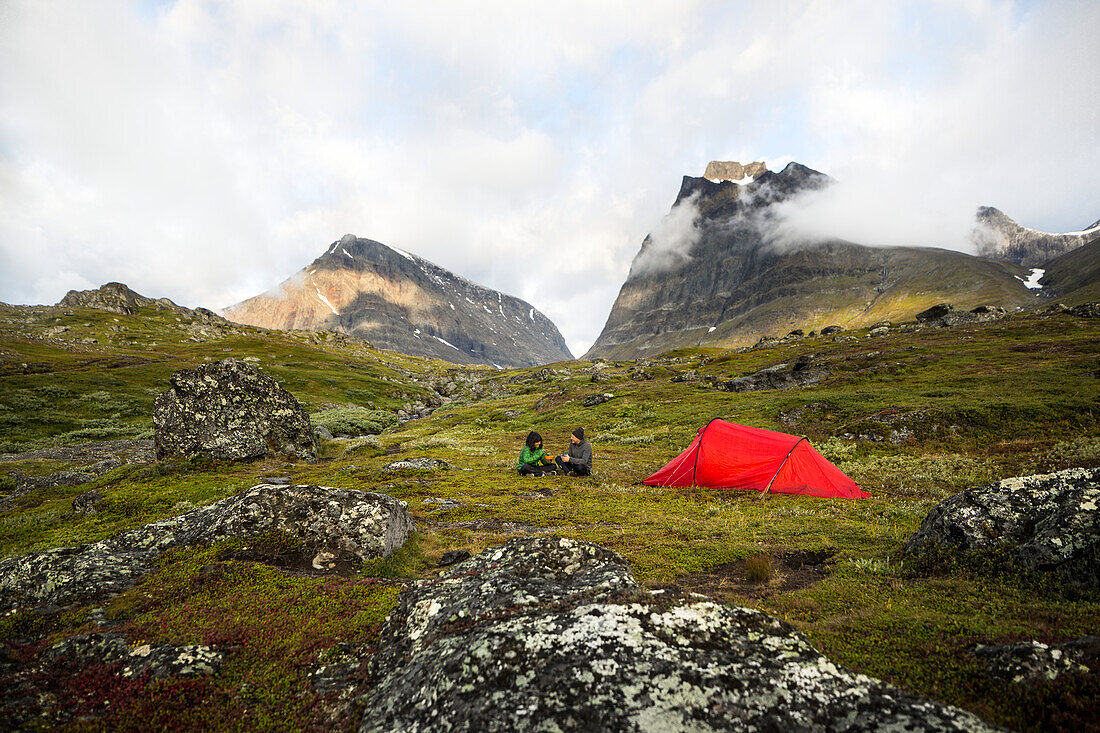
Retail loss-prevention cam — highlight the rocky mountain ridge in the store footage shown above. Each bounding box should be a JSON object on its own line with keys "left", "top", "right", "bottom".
{"left": 971, "top": 206, "right": 1100, "bottom": 266}
{"left": 223, "top": 235, "right": 572, "bottom": 369}
{"left": 586, "top": 161, "right": 1055, "bottom": 359}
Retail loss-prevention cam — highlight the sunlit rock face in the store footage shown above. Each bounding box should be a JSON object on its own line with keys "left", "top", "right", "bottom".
{"left": 359, "top": 536, "right": 1000, "bottom": 732}
{"left": 971, "top": 206, "right": 1100, "bottom": 267}
{"left": 905, "top": 467, "right": 1100, "bottom": 586}
{"left": 223, "top": 235, "right": 573, "bottom": 368}
{"left": 703, "top": 160, "right": 768, "bottom": 181}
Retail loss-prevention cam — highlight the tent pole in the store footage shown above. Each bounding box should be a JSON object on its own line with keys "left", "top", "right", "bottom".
{"left": 692, "top": 418, "right": 720, "bottom": 487}
{"left": 759, "top": 437, "right": 808, "bottom": 499}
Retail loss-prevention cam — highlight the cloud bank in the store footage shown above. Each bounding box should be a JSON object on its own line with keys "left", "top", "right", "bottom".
{"left": 1, "top": 1, "right": 1097, "bottom": 355}
{"left": 628, "top": 193, "right": 702, "bottom": 278}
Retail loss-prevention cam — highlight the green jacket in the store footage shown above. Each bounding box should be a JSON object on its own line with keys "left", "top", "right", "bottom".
{"left": 517, "top": 446, "right": 548, "bottom": 470}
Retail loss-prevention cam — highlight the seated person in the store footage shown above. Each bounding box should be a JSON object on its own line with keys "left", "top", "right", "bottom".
{"left": 517, "top": 431, "right": 557, "bottom": 476}
{"left": 555, "top": 428, "right": 592, "bottom": 476}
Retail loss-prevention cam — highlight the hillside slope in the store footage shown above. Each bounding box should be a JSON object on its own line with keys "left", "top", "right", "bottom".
{"left": 1041, "top": 237, "right": 1100, "bottom": 304}
{"left": 223, "top": 235, "right": 572, "bottom": 368}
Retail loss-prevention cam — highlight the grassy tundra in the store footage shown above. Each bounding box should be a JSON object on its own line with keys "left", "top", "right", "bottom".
{"left": 1, "top": 301, "right": 1097, "bottom": 731}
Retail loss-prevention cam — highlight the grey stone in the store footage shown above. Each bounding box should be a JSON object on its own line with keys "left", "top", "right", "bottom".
{"left": 382, "top": 458, "right": 451, "bottom": 472}
{"left": 314, "top": 424, "right": 334, "bottom": 441}
{"left": 38, "top": 632, "right": 224, "bottom": 678}
{"left": 1, "top": 632, "right": 224, "bottom": 726}
{"left": 820, "top": 325, "right": 844, "bottom": 335}
{"left": 153, "top": 359, "right": 317, "bottom": 462}
{"left": 72, "top": 490, "right": 104, "bottom": 514}
{"left": 0, "top": 484, "right": 413, "bottom": 611}
{"left": 904, "top": 467, "right": 1100, "bottom": 586}
{"left": 969, "top": 636, "right": 1097, "bottom": 683}
{"left": 719, "top": 355, "right": 829, "bottom": 393}
{"left": 438, "top": 549, "right": 471, "bottom": 566}
{"left": 916, "top": 303, "right": 954, "bottom": 322}
{"left": 670, "top": 369, "right": 701, "bottom": 382}
{"left": 582, "top": 392, "right": 615, "bottom": 407}
{"left": 356, "top": 537, "right": 1000, "bottom": 732}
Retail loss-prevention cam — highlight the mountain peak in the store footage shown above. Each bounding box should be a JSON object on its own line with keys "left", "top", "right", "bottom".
{"left": 225, "top": 236, "right": 573, "bottom": 367}
{"left": 972, "top": 206, "right": 1100, "bottom": 266}
{"left": 703, "top": 160, "right": 768, "bottom": 182}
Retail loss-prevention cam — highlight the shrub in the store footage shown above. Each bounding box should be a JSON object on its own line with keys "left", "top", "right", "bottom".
{"left": 744, "top": 554, "right": 773, "bottom": 583}
{"left": 310, "top": 407, "right": 396, "bottom": 437}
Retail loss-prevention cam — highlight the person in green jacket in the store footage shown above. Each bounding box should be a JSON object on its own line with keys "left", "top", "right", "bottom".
{"left": 517, "top": 431, "right": 557, "bottom": 476}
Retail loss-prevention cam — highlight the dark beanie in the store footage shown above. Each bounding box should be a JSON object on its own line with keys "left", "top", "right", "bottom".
{"left": 526, "top": 431, "right": 542, "bottom": 449}
{"left": 572, "top": 427, "right": 585, "bottom": 441}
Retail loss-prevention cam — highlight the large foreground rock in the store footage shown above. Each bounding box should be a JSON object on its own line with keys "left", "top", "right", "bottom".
{"left": 154, "top": 359, "right": 317, "bottom": 461}
{"left": 904, "top": 467, "right": 1100, "bottom": 586}
{"left": 359, "top": 536, "right": 998, "bottom": 732}
{"left": 0, "top": 484, "right": 412, "bottom": 611}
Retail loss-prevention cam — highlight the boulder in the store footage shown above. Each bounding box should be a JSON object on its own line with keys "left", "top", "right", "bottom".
{"left": 670, "top": 369, "right": 701, "bottom": 382}
{"left": 904, "top": 467, "right": 1100, "bottom": 586}
{"left": 969, "top": 636, "right": 1097, "bottom": 684}
{"left": 438, "top": 549, "right": 471, "bottom": 567}
{"left": 153, "top": 359, "right": 317, "bottom": 462}
{"left": 1, "top": 632, "right": 224, "bottom": 726}
{"left": 820, "top": 325, "right": 844, "bottom": 335}
{"left": 582, "top": 393, "right": 615, "bottom": 407}
{"left": 381, "top": 458, "right": 451, "bottom": 472}
{"left": 719, "top": 355, "right": 829, "bottom": 393}
{"left": 916, "top": 303, "right": 954, "bottom": 323}
{"left": 1070, "top": 302, "right": 1100, "bottom": 318}
{"left": 37, "top": 633, "right": 224, "bottom": 679}
{"left": 357, "top": 536, "right": 998, "bottom": 732}
{"left": 0, "top": 484, "right": 413, "bottom": 611}
{"left": 72, "top": 489, "right": 104, "bottom": 514}
{"left": 917, "top": 303, "right": 1008, "bottom": 328}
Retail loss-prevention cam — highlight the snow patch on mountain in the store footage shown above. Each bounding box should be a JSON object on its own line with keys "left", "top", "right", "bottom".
{"left": 313, "top": 284, "right": 339, "bottom": 315}
{"left": 1016, "top": 268, "right": 1045, "bottom": 290}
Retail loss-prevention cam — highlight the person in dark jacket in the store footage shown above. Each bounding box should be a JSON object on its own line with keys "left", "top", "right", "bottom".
{"left": 517, "top": 431, "right": 557, "bottom": 476}
{"left": 555, "top": 428, "right": 593, "bottom": 476}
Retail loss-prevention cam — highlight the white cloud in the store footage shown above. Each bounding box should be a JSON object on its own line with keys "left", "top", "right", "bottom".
{"left": 628, "top": 193, "right": 702, "bottom": 278}
{"left": 1, "top": 0, "right": 1097, "bottom": 358}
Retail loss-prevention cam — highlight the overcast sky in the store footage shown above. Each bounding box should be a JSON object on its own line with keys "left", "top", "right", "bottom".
{"left": 1, "top": 1, "right": 1097, "bottom": 355}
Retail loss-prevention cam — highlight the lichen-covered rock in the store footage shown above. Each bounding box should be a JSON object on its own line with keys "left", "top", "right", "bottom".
{"left": 359, "top": 536, "right": 1000, "bottom": 732}
{"left": 381, "top": 458, "right": 451, "bottom": 472}
{"left": 0, "top": 484, "right": 413, "bottom": 610}
{"left": 904, "top": 467, "right": 1100, "bottom": 585}
{"left": 718, "top": 354, "right": 829, "bottom": 392}
{"left": 969, "top": 636, "right": 1097, "bottom": 683}
{"left": 153, "top": 359, "right": 317, "bottom": 461}
{"left": 72, "top": 489, "right": 104, "bottom": 514}
{"left": 1, "top": 632, "right": 224, "bottom": 726}
{"left": 38, "top": 632, "right": 224, "bottom": 678}
{"left": 582, "top": 392, "right": 615, "bottom": 407}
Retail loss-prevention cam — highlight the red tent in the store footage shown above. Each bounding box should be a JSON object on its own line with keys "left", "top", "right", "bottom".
{"left": 643, "top": 419, "right": 868, "bottom": 498}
